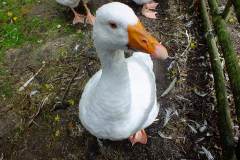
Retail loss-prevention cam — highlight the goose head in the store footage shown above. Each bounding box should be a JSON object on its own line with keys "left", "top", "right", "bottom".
{"left": 93, "top": 2, "right": 168, "bottom": 60}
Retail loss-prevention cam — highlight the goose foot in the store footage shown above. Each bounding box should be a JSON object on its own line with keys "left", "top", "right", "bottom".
{"left": 129, "top": 129, "right": 147, "bottom": 145}
{"left": 145, "top": 1, "right": 158, "bottom": 9}
{"left": 83, "top": 3, "right": 95, "bottom": 25}
{"left": 142, "top": 1, "right": 158, "bottom": 19}
{"left": 73, "top": 14, "right": 85, "bottom": 24}
{"left": 71, "top": 8, "right": 85, "bottom": 24}
{"left": 85, "top": 12, "right": 95, "bottom": 25}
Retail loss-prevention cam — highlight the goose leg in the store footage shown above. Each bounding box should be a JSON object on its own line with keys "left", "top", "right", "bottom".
{"left": 83, "top": 3, "right": 95, "bottom": 25}
{"left": 129, "top": 129, "right": 147, "bottom": 145}
{"left": 71, "top": 8, "right": 85, "bottom": 24}
{"left": 141, "top": 1, "right": 158, "bottom": 19}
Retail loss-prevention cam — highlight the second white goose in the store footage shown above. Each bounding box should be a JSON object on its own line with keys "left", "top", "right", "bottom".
{"left": 56, "top": 0, "right": 95, "bottom": 25}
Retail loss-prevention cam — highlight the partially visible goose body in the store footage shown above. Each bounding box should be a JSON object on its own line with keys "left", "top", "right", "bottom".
{"left": 79, "top": 2, "right": 168, "bottom": 145}
{"left": 133, "top": 0, "right": 159, "bottom": 19}
{"left": 56, "top": 0, "right": 95, "bottom": 25}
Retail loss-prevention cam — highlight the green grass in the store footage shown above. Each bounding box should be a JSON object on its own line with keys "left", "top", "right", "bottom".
{"left": 0, "top": 0, "right": 77, "bottom": 56}
{"left": 0, "top": 0, "right": 79, "bottom": 98}
{"left": 0, "top": 0, "right": 84, "bottom": 49}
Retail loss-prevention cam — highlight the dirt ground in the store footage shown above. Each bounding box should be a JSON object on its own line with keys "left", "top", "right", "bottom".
{"left": 1, "top": 0, "right": 239, "bottom": 159}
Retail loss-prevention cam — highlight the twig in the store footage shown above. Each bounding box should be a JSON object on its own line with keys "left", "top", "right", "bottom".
{"left": 51, "top": 64, "right": 82, "bottom": 111}
{"left": 186, "top": 30, "right": 191, "bottom": 43}
{"left": 159, "top": 30, "right": 179, "bottom": 37}
{"left": 28, "top": 94, "right": 50, "bottom": 127}
{"left": 201, "top": 146, "right": 214, "bottom": 160}
{"left": 0, "top": 153, "right": 3, "bottom": 160}
{"left": 160, "top": 77, "right": 177, "bottom": 97}
{"left": 47, "top": 75, "right": 69, "bottom": 83}
{"left": 158, "top": 131, "right": 173, "bottom": 139}
{"left": 181, "top": 30, "right": 192, "bottom": 57}
{"left": 187, "top": 124, "right": 198, "bottom": 134}
{"left": 18, "top": 62, "right": 46, "bottom": 92}
{"left": 61, "top": 65, "right": 81, "bottom": 103}
{"left": 32, "top": 120, "right": 40, "bottom": 127}
{"left": 176, "top": 95, "right": 191, "bottom": 102}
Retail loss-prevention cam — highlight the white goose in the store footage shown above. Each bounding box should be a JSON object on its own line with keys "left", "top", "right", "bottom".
{"left": 79, "top": 2, "right": 168, "bottom": 145}
{"left": 56, "top": 0, "right": 95, "bottom": 25}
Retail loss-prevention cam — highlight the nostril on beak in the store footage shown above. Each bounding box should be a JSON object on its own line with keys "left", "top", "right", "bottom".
{"left": 142, "top": 39, "right": 147, "bottom": 44}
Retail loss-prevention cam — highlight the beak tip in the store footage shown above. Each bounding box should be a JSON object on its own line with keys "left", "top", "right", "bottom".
{"left": 153, "top": 44, "right": 169, "bottom": 60}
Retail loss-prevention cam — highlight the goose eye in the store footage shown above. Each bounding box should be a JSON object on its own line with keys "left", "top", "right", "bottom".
{"left": 109, "top": 22, "right": 117, "bottom": 29}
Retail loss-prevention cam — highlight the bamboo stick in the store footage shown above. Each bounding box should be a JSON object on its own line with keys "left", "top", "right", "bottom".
{"left": 230, "top": 1, "right": 240, "bottom": 159}
{"left": 200, "top": 0, "right": 236, "bottom": 159}
{"left": 208, "top": 0, "right": 240, "bottom": 124}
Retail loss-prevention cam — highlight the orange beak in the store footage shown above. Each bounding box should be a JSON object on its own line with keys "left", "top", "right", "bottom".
{"left": 127, "top": 21, "right": 168, "bottom": 59}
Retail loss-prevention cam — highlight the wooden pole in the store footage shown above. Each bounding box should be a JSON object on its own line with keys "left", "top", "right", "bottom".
{"left": 231, "top": 1, "right": 240, "bottom": 159}
{"left": 200, "top": 0, "right": 236, "bottom": 159}
{"left": 208, "top": 0, "right": 240, "bottom": 124}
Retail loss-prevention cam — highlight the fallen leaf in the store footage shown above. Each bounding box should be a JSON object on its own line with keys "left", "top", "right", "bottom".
{"left": 13, "top": 16, "right": 17, "bottom": 21}
{"left": 67, "top": 99, "right": 75, "bottom": 106}
{"left": 54, "top": 114, "right": 60, "bottom": 122}
{"left": 190, "top": 40, "right": 197, "bottom": 49}
{"left": 44, "top": 84, "right": 54, "bottom": 91}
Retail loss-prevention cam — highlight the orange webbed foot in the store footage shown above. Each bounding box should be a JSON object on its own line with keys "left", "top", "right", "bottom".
{"left": 142, "top": 1, "right": 159, "bottom": 19}
{"left": 129, "top": 129, "right": 147, "bottom": 145}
